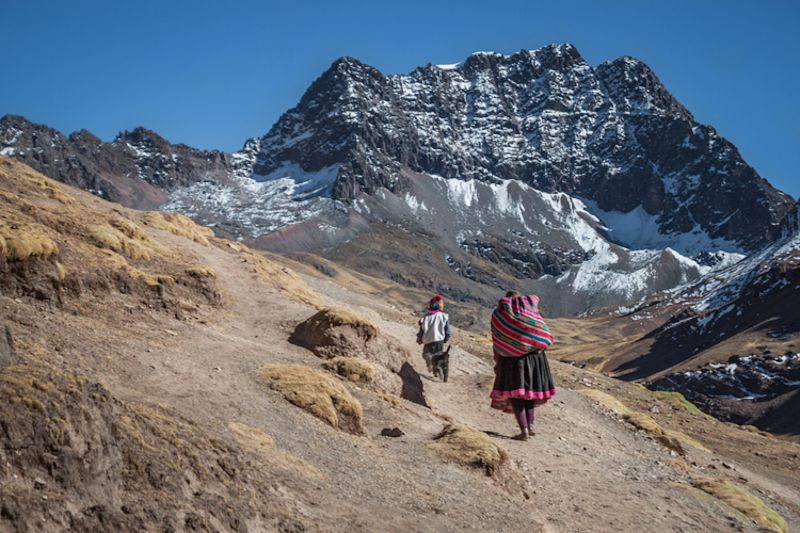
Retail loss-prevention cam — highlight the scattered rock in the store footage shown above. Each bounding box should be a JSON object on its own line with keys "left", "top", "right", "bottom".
{"left": 650, "top": 405, "right": 660, "bottom": 414}
{"left": 380, "top": 427, "right": 404, "bottom": 438}
{"left": 33, "top": 477, "right": 46, "bottom": 490}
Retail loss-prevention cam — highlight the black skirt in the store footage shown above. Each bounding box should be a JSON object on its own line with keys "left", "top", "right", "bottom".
{"left": 490, "top": 350, "right": 556, "bottom": 413}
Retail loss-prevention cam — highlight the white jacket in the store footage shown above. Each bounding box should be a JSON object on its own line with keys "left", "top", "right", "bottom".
{"left": 418, "top": 311, "right": 450, "bottom": 344}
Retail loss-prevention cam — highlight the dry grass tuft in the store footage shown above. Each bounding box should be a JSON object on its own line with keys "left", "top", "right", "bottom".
{"left": 89, "top": 224, "right": 153, "bottom": 260}
{"left": 184, "top": 266, "right": 217, "bottom": 279}
{"left": 227, "top": 421, "right": 322, "bottom": 479}
{"left": 322, "top": 357, "right": 375, "bottom": 383}
{"left": 259, "top": 364, "right": 363, "bottom": 434}
{"left": 692, "top": 478, "right": 787, "bottom": 533}
{"left": 109, "top": 216, "right": 145, "bottom": 240}
{"left": 581, "top": 389, "right": 707, "bottom": 454}
{"left": 54, "top": 261, "right": 66, "bottom": 282}
{"left": 234, "top": 244, "right": 321, "bottom": 307}
{"left": 377, "top": 391, "right": 404, "bottom": 408}
{"left": 664, "top": 428, "right": 711, "bottom": 453}
{"left": 316, "top": 308, "right": 377, "bottom": 336}
{"left": 654, "top": 391, "right": 714, "bottom": 420}
{"left": 430, "top": 423, "right": 508, "bottom": 476}
{"left": 623, "top": 412, "right": 685, "bottom": 454}
{"left": 142, "top": 211, "right": 213, "bottom": 246}
{"left": 742, "top": 424, "right": 772, "bottom": 437}
{"left": 580, "top": 389, "right": 633, "bottom": 416}
{"left": 666, "top": 458, "right": 694, "bottom": 475}
{"left": 0, "top": 223, "right": 58, "bottom": 261}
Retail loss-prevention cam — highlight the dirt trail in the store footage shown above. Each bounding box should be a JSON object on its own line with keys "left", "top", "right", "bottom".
{"left": 280, "top": 264, "right": 800, "bottom": 532}
{"left": 94, "top": 233, "right": 799, "bottom": 532}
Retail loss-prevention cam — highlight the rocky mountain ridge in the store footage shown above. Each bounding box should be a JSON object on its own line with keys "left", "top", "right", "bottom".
{"left": 1, "top": 43, "right": 796, "bottom": 315}
{"left": 246, "top": 44, "right": 794, "bottom": 252}
{"left": 0, "top": 114, "right": 230, "bottom": 209}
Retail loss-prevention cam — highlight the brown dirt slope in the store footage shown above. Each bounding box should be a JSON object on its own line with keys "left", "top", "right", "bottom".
{"left": 1, "top": 157, "right": 799, "bottom": 532}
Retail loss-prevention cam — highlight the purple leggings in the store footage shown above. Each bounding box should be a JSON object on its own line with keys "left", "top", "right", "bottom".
{"left": 510, "top": 399, "right": 535, "bottom": 431}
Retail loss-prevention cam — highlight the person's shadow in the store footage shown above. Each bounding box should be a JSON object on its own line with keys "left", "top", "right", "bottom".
{"left": 481, "top": 430, "right": 513, "bottom": 440}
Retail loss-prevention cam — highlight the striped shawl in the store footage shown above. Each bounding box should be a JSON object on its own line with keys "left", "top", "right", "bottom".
{"left": 491, "top": 294, "right": 553, "bottom": 358}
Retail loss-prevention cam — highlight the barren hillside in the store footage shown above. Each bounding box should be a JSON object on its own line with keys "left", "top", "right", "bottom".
{"left": 1, "top": 157, "right": 798, "bottom": 532}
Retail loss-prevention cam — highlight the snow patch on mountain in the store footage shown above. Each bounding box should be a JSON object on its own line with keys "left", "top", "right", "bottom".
{"left": 657, "top": 353, "right": 800, "bottom": 402}
{"left": 163, "top": 162, "right": 337, "bottom": 237}
{"left": 253, "top": 163, "right": 341, "bottom": 200}
{"left": 411, "top": 174, "right": 707, "bottom": 302}
{"left": 679, "top": 226, "right": 800, "bottom": 315}
{"left": 581, "top": 199, "right": 743, "bottom": 256}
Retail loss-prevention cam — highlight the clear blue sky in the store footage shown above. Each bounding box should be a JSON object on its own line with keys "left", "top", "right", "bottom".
{"left": 2, "top": 0, "right": 798, "bottom": 197}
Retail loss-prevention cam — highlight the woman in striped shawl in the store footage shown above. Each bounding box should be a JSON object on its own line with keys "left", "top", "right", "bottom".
{"left": 490, "top": 290, "right": 556, "bottom": 441}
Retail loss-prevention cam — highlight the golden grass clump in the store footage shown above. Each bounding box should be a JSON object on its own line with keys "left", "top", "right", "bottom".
{"left": 227, "top": 421, "right": 322, "bottom": 479}
{"left": 664, "top": 428, "right": 711, "bottom": 453}
{"left": 109, "top": 216, "right": 145, "bottom": 240}
{"left": 0, "top": 223, "right": 58, "bottom": 261}
{"left": 692, "top": 478, "right": 788, "bottom": 533}
{"left": 377, "top": 391, "right": 404, "bottom": 408}
{"left": 580, "top": 389, "right": 708, "bottom": 454}
{"left": 43, "top": 184, "right": 74, "bottom": 205}
{"left": 184, "top": 266, "right": 217, "bottom": 278}
{"left": 89, "top": 224, "right": 152, "bottom": 260}
{"left": 623, "top": 412, "right": 685, "bottom": 454}
{"left": 666, "top": 458, "right": 694, "bottom": 475}
{"left": 54, "top": 261, "right": 66, "bottom": 282}
{"left": 259, "top": 364, "right": 363, "bottom": 434}
{"left": 301, "top": 308, "right": 377, "bottom": 342}
{"left": 654, "top": 391, "right": 714, "bottom": 420}
{"left": 238, "top": 246, "right": 321, "bottom": 307}
{"left": 322, "top": 357, "right": 375, "bottom": 384}
{"left": 430, "top": 423, "right": 508, "bottom": 476}
{"left": 319, "top": 308, "right": 377, "bottom": 335}
{"left": 742, "top": 424, "right": 772, "bottom": 437}
{"left": 142, "top": 211, "right": 213, "bottom": 246}
{"left": 579, "top": 389, "right": 633, "bottom": 416}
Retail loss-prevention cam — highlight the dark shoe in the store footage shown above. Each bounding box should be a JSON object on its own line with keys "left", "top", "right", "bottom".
{"left": 511, "top": 429, "right": 529, "bottom": 441}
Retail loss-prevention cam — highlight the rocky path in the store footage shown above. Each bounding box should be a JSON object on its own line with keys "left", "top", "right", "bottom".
{"left": 97, "top": 233, "right": 797, "bottom": 532}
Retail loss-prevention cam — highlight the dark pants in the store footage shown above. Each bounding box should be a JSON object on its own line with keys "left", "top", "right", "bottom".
{"left": 422, "top": 341, "right": 444, "bottom": 371}
{"left": 431, "top": 348, "right": 450, "bottom": 382}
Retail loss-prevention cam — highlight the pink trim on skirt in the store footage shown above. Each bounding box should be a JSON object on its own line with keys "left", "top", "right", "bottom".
{"left": 489, "top": 388, "right": 556, "bottom": 413}
{"left": 490, "top": 388, "right": 556, "bottom": 400}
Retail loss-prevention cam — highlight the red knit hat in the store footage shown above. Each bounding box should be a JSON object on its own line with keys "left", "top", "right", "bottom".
{"left": 430, "top": 294, "right": 444, "bottom": 310}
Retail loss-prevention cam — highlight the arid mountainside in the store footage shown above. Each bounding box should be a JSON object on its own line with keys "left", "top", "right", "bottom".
{"left": 1, "top": 157, "right": 799, "bottom": 532}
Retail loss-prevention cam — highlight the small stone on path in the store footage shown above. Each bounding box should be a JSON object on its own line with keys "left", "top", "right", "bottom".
{"left": 380, "top": 427, "right": 404, "bottom": 437}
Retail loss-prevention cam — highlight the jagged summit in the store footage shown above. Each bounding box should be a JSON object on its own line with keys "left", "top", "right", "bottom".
{"left": 236, "top": 43, "right": 792, "bottom": 253}
{"left": 596, "top": 56, "right": 693, "bottom": 120}
{"left": 1, "top": 43, "right": 796, "bottom": 314}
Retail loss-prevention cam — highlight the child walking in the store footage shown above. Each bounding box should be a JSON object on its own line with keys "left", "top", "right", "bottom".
{"left": 416, "top": 294, "right": 451, "bottom": 375}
